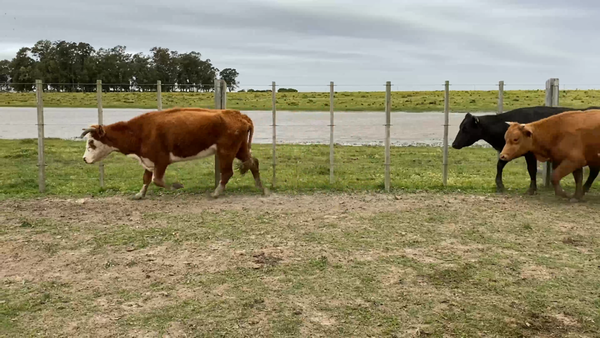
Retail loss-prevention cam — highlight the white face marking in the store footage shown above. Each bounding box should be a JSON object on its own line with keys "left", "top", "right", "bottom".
{"left": 82, "top": 135, "right": 117, "bottom": 164}
{"left": 169, "top": 144, "right": 217, "bottom": 163}
{"left": 127, "top": 154, "right": 156, "bottom": 172}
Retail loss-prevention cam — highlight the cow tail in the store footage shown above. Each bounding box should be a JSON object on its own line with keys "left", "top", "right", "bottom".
{"left": 247, "top": 118, "right": 254, "bottom": 150}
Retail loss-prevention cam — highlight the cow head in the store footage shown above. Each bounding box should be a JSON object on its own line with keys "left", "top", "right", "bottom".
{"left": 452, "top": 113, "right": 482, "bottom": 149}
{"left": 80, "top": 125, "right": 116, "bottom": 164}
{"left": 499, "top": 122, "right": 534, "bottom": 161}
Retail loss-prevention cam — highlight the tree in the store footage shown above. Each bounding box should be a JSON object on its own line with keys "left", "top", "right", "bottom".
{"left": 0, "top": 59, "right": 10, "bottom": 89}
{"left": 10, "top": 47, "right": 37, "bottom": 92}
{"left": 96, "top": 45, "right": 133, "bottom": 91}
{"left": 176, "top": 51, "right": 206, "bottom": 92}
{"left": 220, "top": 68, "right": 239, "bottom": 91}
{"left": 130, "top": 52, "right": 155, "bottom": 91}
{"left": 3, "top": 40, "right": 239, "bottom": 92}
{"left": 150, "top": 47, "right": 178, "bottom": 91}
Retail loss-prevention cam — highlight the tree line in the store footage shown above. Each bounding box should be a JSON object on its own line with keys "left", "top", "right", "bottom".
{"left": 0, "top": 40, "right": 239, "bottom": 93}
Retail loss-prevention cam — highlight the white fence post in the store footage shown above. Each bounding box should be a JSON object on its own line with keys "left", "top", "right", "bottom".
{"left": 97, "top": 80, "right": 105, "bottom": 188}
{"left": 272, "top": 81, "right": 277, "bottom": 188}
{"left": 384, "top": 81, "right": 391, "bottom": 192}
{"left": 36, "top": 79, "right": 45, "bottom": 193}
{"left": 329, "top": 81, "right": 335, "bottom": 184}
{"left": 442, "top": 80, "right": 450, "bottom": 186}
{"left": 543, "top": 78, "right": 559, "bottom": 187}
{"left": 157, "top": 80, "right": 162, "bottom": 110}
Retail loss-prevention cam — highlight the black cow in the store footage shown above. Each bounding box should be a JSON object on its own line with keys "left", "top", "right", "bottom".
{"left": 452, "top": 105, "right": 600, "bottom": 195}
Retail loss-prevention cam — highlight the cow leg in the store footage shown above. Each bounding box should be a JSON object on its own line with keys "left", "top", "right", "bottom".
{"left": 524, "top": 153, "right": 538, "bottom": 195}
{"left": 133, "top": 170, "right": 153, "bottom": 200}
{"left": 236, "top": 149, "right": 269, "bottom": 196}
{"left": 551, "top": 159, "right": 584, "bottom": 199}
{"left": 571, "top": 167, "right": 585, "bottom": 202}
{"left": 583, "top": 166, "right": 599, "bottom": 193}
{"left": 495, "top": 159, "right": 507, "bottom": 193}
{"left": 212, "top": 154, "right": 234, "bottom": 198}
{"left": 152, "top": 164, "right": 184, "bottom": 190}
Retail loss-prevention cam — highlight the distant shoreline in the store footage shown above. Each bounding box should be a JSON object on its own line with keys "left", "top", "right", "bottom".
{"left": 1, "top": 89, "right": 599, "bottom": 112}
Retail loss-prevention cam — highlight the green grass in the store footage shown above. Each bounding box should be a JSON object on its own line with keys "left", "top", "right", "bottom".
{"left": 2, "top": 89, "right": 600, "bottom": 111}
{"left": 0, "top": 139, "right": 598, "bottom": 199}
{"left": 0, "top": 138, "right": 596, "bottom": 200}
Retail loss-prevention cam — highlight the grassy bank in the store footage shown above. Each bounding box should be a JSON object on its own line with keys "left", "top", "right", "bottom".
{"left": 2, "top": 89, "right": 600, "bottom": 112}
{"left": 2, "top": 193, "right": 600, "bottom": 336}
{"left": 0, "top": 139, "right": 593, "bottom": 199}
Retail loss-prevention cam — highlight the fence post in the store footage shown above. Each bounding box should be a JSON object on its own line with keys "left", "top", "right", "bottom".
{"left": 543, "top": 78, "right": 559, "bottom": 187}
{"left": 383, "top": 81, "right": 391, "bottom": 192}
{"left": 157, "top": 80, "right": 162, "bottom": 110}
{"left": 213, "top": 78, "right": 226, "bottom": 188}
{"left": 498, "top": 80, "right": 504, "bottom": 115}
{"left": 97, "top": 80, "right": 105, "bottom": 188}
{"left": 36, "top": 79, "right": 45, "bottom": 193}
{"left": 271, "top": 81, "right": 277, "bottom": 188}
{"left": 442, "top": 80, "right": 450, "bottom": 186}
{"left": 329, "top": 81, "right": 335, "bottom": 184}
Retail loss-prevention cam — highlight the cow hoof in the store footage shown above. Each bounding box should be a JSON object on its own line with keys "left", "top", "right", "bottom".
{"left": 132, "top": 194, "right": 145, "bottom": 200}
{"left": 210, "top": 193, "right": 220, "bottom": 199}
{"left": 171, "top": 182, "right": 184, "bottom": 190}
{"left": 569, "top": 198, "right": 583, "bottom": 203}
{"left": 525, "top": 189, "right": 537, "bottom": 196}
{"left": 496, "top": 187, "right": 505, "bottom": 194}
{"left": 262, "top": 188, "right": 270, "bottom": 196}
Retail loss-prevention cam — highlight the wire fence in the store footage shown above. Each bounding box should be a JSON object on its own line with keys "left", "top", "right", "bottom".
{"left": 1, "top": 78, "right": 599, "bottom": 196}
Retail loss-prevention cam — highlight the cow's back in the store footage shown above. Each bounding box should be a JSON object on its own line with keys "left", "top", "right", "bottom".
{"left": 533, "top": 110, "right": 600, "bottom": 165}
{"left": 129, "top": 108, "right": 229, "bottom": 157}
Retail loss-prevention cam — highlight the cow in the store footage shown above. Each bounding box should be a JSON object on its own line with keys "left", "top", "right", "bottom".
{"left": 452, "top": 105, "right": 600, "bottom": 195}
{"left": 499, "top": 109, "right": 600, "bottom": 202}
{"left": 80, "top": 107, "right": 268, "bottom": 200}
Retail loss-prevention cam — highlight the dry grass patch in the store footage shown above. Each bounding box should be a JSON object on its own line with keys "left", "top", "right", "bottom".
{"left": 1, "top": 192, "right": 600, "bottom": 337}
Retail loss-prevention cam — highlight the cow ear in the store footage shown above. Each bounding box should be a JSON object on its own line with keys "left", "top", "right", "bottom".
{"left": 522, "top": 125, "right": 533, "bottom": 137}
{"left": 505, "top": 121, "right": 516, "bottom": 126}
{"left": 473, "top": 116, "right": 479, "bottom": 124}
{"left": 97, "top": 125, "right": 106, "bottom": 137}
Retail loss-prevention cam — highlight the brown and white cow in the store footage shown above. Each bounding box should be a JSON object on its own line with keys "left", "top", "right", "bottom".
{"left": 81, "top": 107, "right": 268, "bottom": 199}
{"left": 499, "top": 109, "right": 600, "bottom": 201}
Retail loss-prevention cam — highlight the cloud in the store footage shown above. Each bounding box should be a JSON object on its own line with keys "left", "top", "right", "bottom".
{"left": 2, "top": 0, "right": 600, "bottom": 91}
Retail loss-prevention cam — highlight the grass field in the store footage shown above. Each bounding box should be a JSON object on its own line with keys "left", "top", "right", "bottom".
{"left": 2, "top": 192, "right": 600, "bottom": 337}
{"left": 2, "top": 89, "right": 600, "bottom": 112}
{"left": 3, "top": 140, "right": 600, "bottom": 336}
{"left": 2, "top": 138, "right": 596, "bottom": 199}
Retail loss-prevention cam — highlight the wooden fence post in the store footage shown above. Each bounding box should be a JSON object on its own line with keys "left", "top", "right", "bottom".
{"left": 157, "top": 80, "right": 162, "bottom": 110}
{"left": 543, "top": 78, "right": 559, "bottom": 187}
{"left": 442, "top": 80, "right": 450, "bottom": 186}
{"left": 384, "top": 81, "right": 391, "bottom": 192}
{"left": 36, "top": 79, "right": 45, "bottom": 193}
{"left": 97, "top": 80, "right": 105, "bottom": 188}
{"left": 213, "top": 78, "right": 227, "bottom": 188}
{"left": 498, "top": 80, "right": 504, "bottom": 115}
{"left": 272, "top": 81, "right": 277, "bottom": 188}
{"left": 329, "top": 81, "right": 335, "bottom": 184}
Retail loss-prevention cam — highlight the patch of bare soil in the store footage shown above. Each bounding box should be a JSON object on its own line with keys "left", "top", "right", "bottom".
{"left": 1, "top": 191, "right": 599, "bottom": 337}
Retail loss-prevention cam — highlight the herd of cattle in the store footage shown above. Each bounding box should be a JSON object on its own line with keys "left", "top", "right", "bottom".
{"left": 80, "top": 105, "right": 600, "bottom": 202}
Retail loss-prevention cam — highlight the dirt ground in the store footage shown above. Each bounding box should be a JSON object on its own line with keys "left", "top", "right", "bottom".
{"left": 1, "top": 192, "right": 600, "bottom": 337}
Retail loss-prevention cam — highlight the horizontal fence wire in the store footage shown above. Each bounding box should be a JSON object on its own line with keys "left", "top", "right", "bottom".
{"left": 3, "top": 79, "right": 600, "bottom": 196}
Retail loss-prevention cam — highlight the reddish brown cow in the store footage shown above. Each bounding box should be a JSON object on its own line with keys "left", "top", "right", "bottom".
{"left": 499, "top": 109, "right": 600, "bottom": 201}
{"left": 81, "top": 107, "right": 268, "bottom": 199}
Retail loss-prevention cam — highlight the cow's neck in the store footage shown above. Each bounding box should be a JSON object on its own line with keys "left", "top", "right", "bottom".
{"left": 479, "top": 119, "right": 506, "bottom": 151}
{"left": 103, "top": 122, "right": 140, "bottom": 155}
{"left": 531, "top": 126, "right": 554, "bottom": 160}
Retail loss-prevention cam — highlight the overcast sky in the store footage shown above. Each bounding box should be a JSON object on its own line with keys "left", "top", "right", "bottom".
{"left": 1, "top": 0, "right": 599, "bottom": 91}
